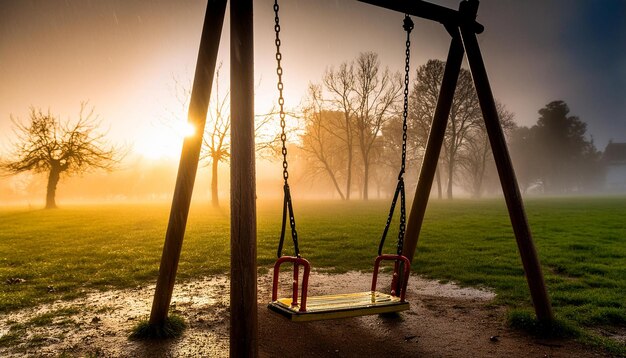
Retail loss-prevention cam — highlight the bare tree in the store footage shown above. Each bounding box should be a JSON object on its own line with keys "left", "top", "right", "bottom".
{"left": 457, "top": 101, "right": 515, "bottom": 198}
{"left": 1, "top": 103, "right": 122, "bottom": 208}
{"left": 379, "top": 114, "right": 419, "bottom": 198}
{"left": 410, "top": 59, "right": 482, "bottom": 199}
{"left": 300, "top": 84, "right": 348, "bottom": 199}
{"left": 408, "top": 59, "right": 445, "bottom": 198}
{"left": 441, "top": 68, "right": 482, "bottom": 199}
{"left": 321, "top": 53, "right": 402, "bottom": 200}
{"left": 170, "top": 67, "right": 278, "bottom": 208}
{"left": 352, "top": 52, "right": 402, "bottom": 200}
{"left": 323, "top": 62, "right": 356, "bottom": 200}
{"left": 201, "top": 71, "right": 230, "bottom": 208}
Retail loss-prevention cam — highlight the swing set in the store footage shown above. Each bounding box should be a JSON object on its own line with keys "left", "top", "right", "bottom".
{"left": 268, "top": 5, "right": 414, "bottom": 321}
{"left": 146, "top": 0, "right": 554, "bottom": 355}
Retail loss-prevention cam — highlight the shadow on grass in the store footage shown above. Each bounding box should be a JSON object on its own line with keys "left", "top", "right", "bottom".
{"left": 507, "top": 310, "right": 579, "bottom": 338}
{"left": 508, "top": 310, "right": 626, "bottom": 356}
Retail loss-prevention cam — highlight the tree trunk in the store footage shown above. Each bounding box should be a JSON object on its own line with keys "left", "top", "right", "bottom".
{"left": 446, "top": 158, "right": 454, "bottom": 200}
{"left": 473, "top": 173, "right": 483, "bottom": 199}
{"left": 473, "top": 155, "right": 487, "bottom": 199}
{"left": 323, "top": 163, "right": 345, "bottom": 200}
{"left": 362, "top": 160, "right": 369, "bottom": 200}
{"left": 46, "top": 166, "right": 61, "bottom": 209}
{"left": 211, "top": 158, "right": 219, "bottom": 208}
{"left": 473, "top": 139, "right": 490, "bottom": 199}
{"left": 346, "top": 150, "right": 352, "bottom": 200}
{"left": 435, "top": 166, "right": 442, "bottom": 199}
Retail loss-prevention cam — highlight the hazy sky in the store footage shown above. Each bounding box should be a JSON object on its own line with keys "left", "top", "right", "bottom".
{"left": 1, "top": 0, "right": 624, "bottom": 159}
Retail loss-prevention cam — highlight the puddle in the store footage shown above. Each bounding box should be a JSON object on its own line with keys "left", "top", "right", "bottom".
{"left": 1, "top": 272, "right": 495, "bottom": 357}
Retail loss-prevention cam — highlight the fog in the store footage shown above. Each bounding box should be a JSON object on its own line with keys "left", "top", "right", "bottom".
{"left": 1, "top": 0, "right": 624, "bottom": 206}
{"left": 1, "top": 148, "right": 620, "bottom": 209}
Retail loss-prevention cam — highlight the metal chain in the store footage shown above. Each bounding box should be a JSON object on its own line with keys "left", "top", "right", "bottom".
{"left": 274, "top": 0, "right": 299, "bottom": 258}
{"left": 400, "top": 14, "right": 413, "bottom": 177}
{"left": 396, "top": 14, "right": 413, "bottom": 255}
{"left": 379, "top": 14, "right": 413, "bottom": 256}
{"left": 396, "top": 181, "right": 406, "bottom": 255}
{"left": 274, "top": 1, "right": 288, "bottom": 183}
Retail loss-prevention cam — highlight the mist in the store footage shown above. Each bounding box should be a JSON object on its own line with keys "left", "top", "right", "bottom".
{"left": 1, "top": 0, "right": 625, "bottom": 207}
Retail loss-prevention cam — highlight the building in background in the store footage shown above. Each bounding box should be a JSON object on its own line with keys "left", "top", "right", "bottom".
{"left": 603, "top": 141, "right": 626, "bottom": 191}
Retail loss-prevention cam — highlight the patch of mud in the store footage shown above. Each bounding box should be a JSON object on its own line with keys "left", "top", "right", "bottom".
{"left": 0, "top": 277, "right": 231, "bottom": 357}
{"left": 0, "top": 272, "right": 613, "bottom": 357}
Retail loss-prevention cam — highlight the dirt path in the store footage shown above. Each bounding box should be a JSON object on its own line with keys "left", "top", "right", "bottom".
{"left": 0, "top": 272, "right": 612, "bottom": 357}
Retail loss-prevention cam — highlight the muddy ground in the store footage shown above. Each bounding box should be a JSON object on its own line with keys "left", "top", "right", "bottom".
{"left": 0, "top": 272, "right": 616, "bottom": 357}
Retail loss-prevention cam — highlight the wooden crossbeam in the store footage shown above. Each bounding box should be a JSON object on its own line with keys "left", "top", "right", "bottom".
{"left": 358, "top": 0, "right": 484, "bottom": 34}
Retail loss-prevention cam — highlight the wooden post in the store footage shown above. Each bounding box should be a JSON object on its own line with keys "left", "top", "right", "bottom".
{"left": 149, "top": 0, "right": 227, "bottom": 326}
{"left": 402, "top": 29, "right": 465, "bottom": 264}
{"left": 230, "top": 0, "right": 258, "bottom": 356}
{"left": 458, "top": 0, "right": 553, "bottom": 322}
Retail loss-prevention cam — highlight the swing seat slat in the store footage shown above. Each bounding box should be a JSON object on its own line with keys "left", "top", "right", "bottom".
{"left": 268, "top": 291, "right": 409, "bottom": 322}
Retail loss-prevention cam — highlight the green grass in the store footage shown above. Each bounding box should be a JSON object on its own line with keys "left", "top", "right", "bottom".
{"left": 0, "top": 203, "right": 229, "bottom": 311}
{"left": 0, "top": 197, "right": 625, "bottom": 353}
{"left": 129, "top": 314, "right": 187, "bottom": 340}
{"left": 0, "top": 329, "right": 23, "bottom": 347}
{"left": 27, "top": 307, "right": 80, "bottom": 327}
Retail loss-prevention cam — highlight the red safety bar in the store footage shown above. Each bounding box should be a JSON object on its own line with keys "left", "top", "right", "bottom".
{"left": 271, "top": 256, "right": 311, "bottom": 312}
{"left": 371, "top": 254, "right": 411, "bottom": 302}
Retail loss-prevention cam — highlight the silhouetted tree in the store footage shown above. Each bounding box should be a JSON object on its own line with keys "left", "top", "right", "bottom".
{"left": 320, "top": 52, "right": 402, "bottom": 200}
{"left": 508, "top": 125, "right": 540, "bottom": 193}
{"left": 457, "top": 101, "right": 515, "bottom": 198}
{"left": 533, "top": 101, "right": 600, "bottom": 192}
{"left": 352, "top": 52, "right": 402, "bottom": 200}
{"left": 378, "top": 113, "right": 424, "bottom": 199}
{"left": 323, "top": 61, "right": 356, "bottom": 200}
{"left": 200, "top": 71, "right": 230, "bottom": 208}
{"left": 509, "top": 100, "right": 600, "bottom": 193}
{"left": 300, "top": 84, "right": 348, "bottom": 199}
{"left": 409, "top": 59, "right": 482, "bottom": 199}
{"left": 1, "top": 103, "right": 121, "bottom": 208}
{"left": 378, "top": 116, "right": 406, "bottom": 196}
{"left": 170, "top": 67, "right": 277, "bottom": 208}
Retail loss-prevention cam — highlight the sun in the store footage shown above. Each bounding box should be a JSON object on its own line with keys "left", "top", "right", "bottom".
{"left": 135, "top": 121, "right": 196, "bottom": 160}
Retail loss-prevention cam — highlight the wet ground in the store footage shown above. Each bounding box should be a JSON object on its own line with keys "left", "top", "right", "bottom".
{"left": 0, "top": 272, "right": 614, "bottom": 357}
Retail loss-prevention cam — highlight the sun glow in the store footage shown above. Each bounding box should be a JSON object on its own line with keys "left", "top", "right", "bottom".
{"left": 135, "top": 121, "right": 196, "bottom": 160}
{"left": 180, "top": 121, "right": 196, "bottom": 137}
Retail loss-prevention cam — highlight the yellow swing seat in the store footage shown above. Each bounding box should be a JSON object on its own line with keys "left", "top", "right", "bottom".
{"left": 269, "top": 254, "right": 410, "bottom": 322}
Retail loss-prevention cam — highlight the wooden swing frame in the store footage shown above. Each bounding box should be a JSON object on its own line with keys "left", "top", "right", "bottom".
{"left": 147, "top": 0, "right": 554, "bottom": 355}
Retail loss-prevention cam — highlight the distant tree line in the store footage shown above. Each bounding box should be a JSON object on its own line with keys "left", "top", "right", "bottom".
{"left": 300, "top": 52, "right": 402, "bottom": 200}
{"left": 508, "top": 100, "right": 602, "bottom": 194}
{"left": 0, "top": 55, "right": 603, "bottom": 207}
{"left": 299, "top": 53, "right": 601, "bottom": 199}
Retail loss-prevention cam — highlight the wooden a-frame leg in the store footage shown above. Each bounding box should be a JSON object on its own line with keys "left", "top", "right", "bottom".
{"left": 149, "top": 0, "right": 228, "bottom": 326}
{"left": 230, "top": 0, "right": 258, "bottom": 356}
{"left": 459, "top": 0, "right": 553, "bottom": 323}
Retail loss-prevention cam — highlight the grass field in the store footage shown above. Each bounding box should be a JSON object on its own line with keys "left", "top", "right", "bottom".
{"left": 0, "top": 197, "right": 625, "bottom": 352}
